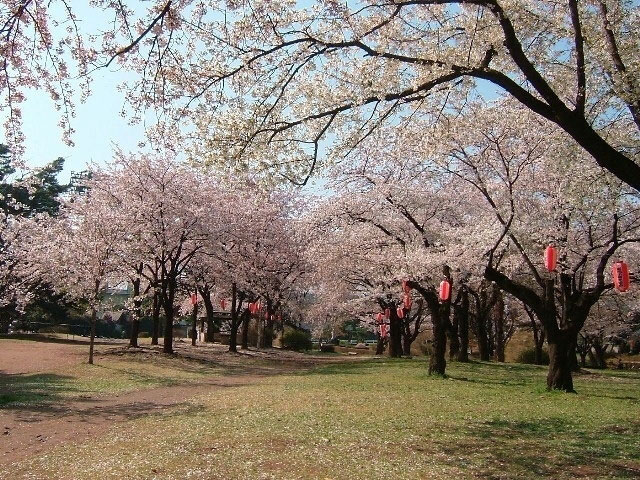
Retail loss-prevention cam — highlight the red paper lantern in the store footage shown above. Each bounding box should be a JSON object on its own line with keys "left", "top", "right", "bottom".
{"left": 397, "top": 307, "right": 404, "bottom": 319}
{"left": 439, "top": 280, "right": 451, "bottom": 302}
{"left": 384, "top": 308, "right": 391, "bottom": 319}
{"left": 544, "top": 245, "right": 557, "bottom": 272}
{"left": 403, "top": 293, "right": 412, "bottom": 310}
{"left": 402, "top": 280, "right": 411, "bottom": 294}
{"left": 379, "top": 324, "right": 388, "bottom": 337}
{"left": 612, "top": 261, "right": 630, "bottom": 292}
{"left": 220, "top": 299, "right": 226, "bottom": 310}
{"left": 190, "top": 293, "right": 197, "bottom": 306}
{"left": 375, "top": 312, "right": 383, "bottom": 323}
{"left": 249, "top": 302, "right": 257, "bottom": 314}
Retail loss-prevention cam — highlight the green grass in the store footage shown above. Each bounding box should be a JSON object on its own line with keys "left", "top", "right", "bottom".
{"left": 3, "top": 358, "right": 640, "bottom": 479}
{"left": 0, "top": 354, "right": 223, "bottom": 408}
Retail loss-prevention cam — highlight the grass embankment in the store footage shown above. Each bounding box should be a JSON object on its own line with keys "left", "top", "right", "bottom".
{"left": 3, "top": 357, "right": 640, "bottom": 479}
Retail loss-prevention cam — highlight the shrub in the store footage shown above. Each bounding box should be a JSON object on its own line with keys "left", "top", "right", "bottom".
{"left": 282, "top": 329, "right": 312, "bottom": 351}
{"left": 320, "top": 344, "right": 335, "bottom": 353}
{"left": 516, "top": 347, "right": 550, "bottom": 365}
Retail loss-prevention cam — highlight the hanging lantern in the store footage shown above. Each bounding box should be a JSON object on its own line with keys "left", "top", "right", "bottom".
{"left": 379, "top": 324, "right": 388, "bottom": 338}
{"left": 439, "top": 280, "right": 451, "bottom": 302}
{"left": 402, "top": 280, "right": 411, "bottom": 294}
{"left": 249, "top": 302, "right": 256, "bottom": 314}
{"left": 384, "top": 308, "right": 391, "bottom": 319}
{"left": 396, "top": 307, "right": 404, "bottom": 319}
{"left": 220, "top": 299, "right": 227, "bottom": 310}
{"left": 544, "top": 245, "right": 557, "bottom": 272}
{"left": 190, "top": 293, "right": 197, "bottom": 306}
{"left": 612, "top": 261, "right": 630, "bottom": 292}
{"left": 375, "top": 312, "right": 383, "bottom": 323}
{"left": 403, "top": 293, "right": 412, "bottom": 310}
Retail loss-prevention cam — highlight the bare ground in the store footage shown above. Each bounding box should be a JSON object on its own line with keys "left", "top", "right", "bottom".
{"left": 0, "top": 337, "right": 363, "bottom": 465}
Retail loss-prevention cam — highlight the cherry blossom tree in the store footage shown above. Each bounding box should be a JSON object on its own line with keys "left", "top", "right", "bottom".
{"left": 431, "top": 100, "right": 640, "bottom": 390}
{"left": 306, "top": 142, "right": 493, "bottom": 372}
{"left": 3, "top": 1, "right": 639, "bottom": 190}
{"left": 21, "top": 192, "right": 124, "bottom": 364}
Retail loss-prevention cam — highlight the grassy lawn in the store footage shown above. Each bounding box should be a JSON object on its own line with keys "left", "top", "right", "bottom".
{"left": 2, "top": 358, "right": 639, "bottom": 479}
{"left": 0, "top": 346, "right": 224, "bottom": 407}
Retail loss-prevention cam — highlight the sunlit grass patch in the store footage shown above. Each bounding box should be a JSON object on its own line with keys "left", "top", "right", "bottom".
{"left": 3, "top": 359, "right": 640, "bottom": 479}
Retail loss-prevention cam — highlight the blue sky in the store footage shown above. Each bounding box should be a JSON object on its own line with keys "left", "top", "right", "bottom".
{"left": 1, "top": 2, "right": 152, "bottom": 183}
{"left": 16, "top": 71, "right": 147, "bottom": 182}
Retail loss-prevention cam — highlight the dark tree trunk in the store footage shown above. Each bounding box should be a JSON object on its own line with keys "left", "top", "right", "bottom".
{"left": 161, "top": 278, "right": 176, "bottom": 354}
{"left": 494, "top": 292, "right": 505, "bottom": 362}
{"left": 455, "top": 288, "right": 470, "bottom": 362}
{"left": 264, "top": 316, "right": 274, "bottom": 348}
{"left": 402, "top": 334, "right": 412, "bottom": 356}
{"left": 191, "top": 299, "right": 198, "bottom": 346}
{"left": 448, "top": 313, "right": 460, "bottom": 361}
{"left": 388, "top": 308, "right": 403, "bottom": 358}
{"left": 429, "top": 304, "right": 449, "bottom": 375}
{"left": 88, "top": 308, "right": 97, "bottom": 365}
{"left": 241, "top": 313, "right": 250, "bottom": 349}
{"left": 200, "top": 285, "right": 216, "bottom": 342}
{"left": 129, "top": 276, "right": 141, "bottom": 348}
{"left": 229, "top": 283, "right": 238, "bottom": 353}
{"left": 151, "top": 290, "right": 160, "bottom": 346}
{"left": 376, "top": 334, "right": 385, "bottom": 355}
{"left": 407, "top": 274, "right": 450, "bottom": 375}
{"left": 429, "top": 266, "right": 452, "bottom": 376}
{"left": 477, "top": 314, "right": 491, "bottom": 361}
{"left": 162, "top": 306, "right": 174, "bottom": 354}
{"left": 547, "top": 331, "right": 576, "bottom": 392}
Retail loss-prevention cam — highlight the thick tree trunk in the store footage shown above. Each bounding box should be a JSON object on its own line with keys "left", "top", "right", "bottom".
{"left": 151, "top": 291, "right": 160, "bottom": 346}
{"left": 162, "top": 280, "right": 176, "bottom": 354}
{"left": 402, "top": 335, "right": 412, "bottom": 356}
{"left": 241, "top": 313, "right": 250, "bottom": 349}
{"left": 448, "top": 314, "right": 460, "bottom": 361}
{"left": 429, "top": 307, "right": 448, "bottom": 375}
{"left": 200, "top": 286, "right": 216, "bottom": 342}
{"left": 388, "top": 309, "right": 403, "bottom": 358}
{"left": 547, "top": 330, "right": 576, "bottom": 392}
{"left": 191, "top": 300, "right": 198, "bottom": 346}
{"left": 477, "top": 315, "right": 491, "bottom": 361}
{"left": 88, "top": 308, "right": 97, "bottom": 365}
{"left": 229, "top": 283, "right": 238, "bottom": 353}
{"left": 455, "top": 289, "right": 470, "bottom": 362}
{"left": 263, "top": 316, "right": 274, "bottom": 348}
{"left": 129, "top": 278, "right": 141, "bottom": 348}
{"left": 494, "top": 293, "right": 505, "bottom": 362}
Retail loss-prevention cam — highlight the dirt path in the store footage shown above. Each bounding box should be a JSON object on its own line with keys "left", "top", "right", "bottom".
{"left": 0, "top": 337, "right": 370, "bottom": 466}
{"left": 0, "top": 372, "right": 268, "bottom": 465}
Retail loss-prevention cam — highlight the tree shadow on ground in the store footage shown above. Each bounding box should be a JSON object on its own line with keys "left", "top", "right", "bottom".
{"left": 0, "top": 372, "right": 77, "bottom": 409}
{"left": 440, "top": 417, "right": 640, "bottom": 479}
